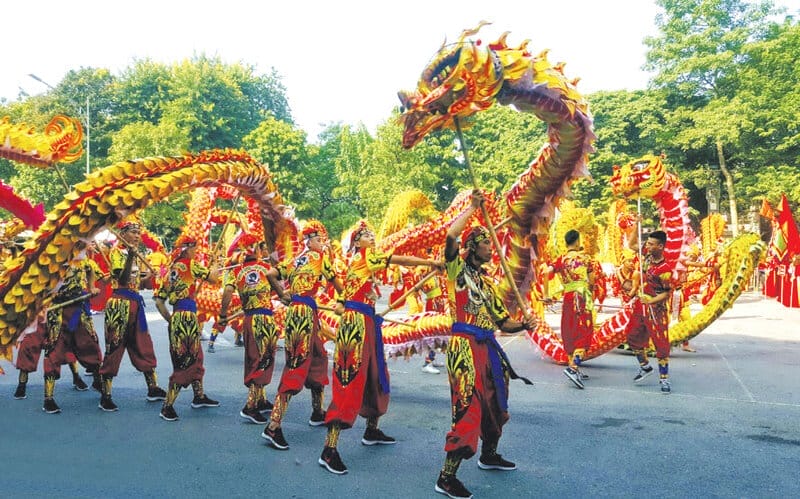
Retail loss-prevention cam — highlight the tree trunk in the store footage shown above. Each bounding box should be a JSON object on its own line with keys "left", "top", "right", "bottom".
{"left": 716, "top": 138, "right": 738, "bottom": 237}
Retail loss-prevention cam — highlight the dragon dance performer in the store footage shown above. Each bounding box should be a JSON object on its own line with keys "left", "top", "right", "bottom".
{"left": 543, "top": 229, "right": 595, "bottom": 389}
{"left": 614, "top": 249, "right": 641, "bottom": 303}
{"left": 98, "top": 220, "right": 166, "bottom": 412}
{"left": 318, "top": 221, "right": 442, "bottom": 475}
{"left": 154, "top": 237, "right": 222, "bottom": 422}
{"left": 39, "top": 244, "right": 105, "bottom": 413}
{"left": 262, "top": 222, "right": 344, "bottom": 448}
{"left": 435, "top": 191, "right": 535, "bottom": 499}
{"left": 218, "top": 235, "right": 289, "bottom": 425}
{"left": 12, "top": 313, "right": 88, "bottom": 401}
{"left": 626, "top": 230, "right": 674, "bottom": 394}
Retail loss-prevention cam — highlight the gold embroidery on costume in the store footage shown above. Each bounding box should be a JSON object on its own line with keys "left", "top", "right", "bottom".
{"left": 334, "top": 311, "right": 365, "bottom": 386}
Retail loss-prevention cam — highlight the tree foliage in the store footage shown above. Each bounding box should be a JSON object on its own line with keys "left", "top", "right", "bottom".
{"left": 1, "top": 4, "right": 798, "bottom": 243}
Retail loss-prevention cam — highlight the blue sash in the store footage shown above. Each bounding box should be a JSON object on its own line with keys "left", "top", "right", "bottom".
{"left": 452, "top": 322, "right": 533, "bottom": 411}
{"left": 173, "top": 298, "right": 197, "bottom": 313}
{"left": 245, "top": 308, "right": 274, "bottom": 317}
{"left": 112, "top": 289, "right": 148, "bottom": 332}
{"left": 345, "top": 300, "right": 389, "bottom": 394}
{"left": 65, "top": 293, "right": 91, "bottom": 333}
{"left": 291, "top": 294, "right": 318, "bottom": 312}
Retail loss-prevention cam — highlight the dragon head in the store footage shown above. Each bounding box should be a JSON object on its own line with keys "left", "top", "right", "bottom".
{"left": 397, "top": 21, "right": 505, "bottom": 148}
{"left": 610, "top": 154, "right": 667, "bottom": 199}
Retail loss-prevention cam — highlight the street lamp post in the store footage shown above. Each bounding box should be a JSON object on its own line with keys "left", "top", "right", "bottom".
{"left": 28, "top": 73, "right": 91, "bottom": 176}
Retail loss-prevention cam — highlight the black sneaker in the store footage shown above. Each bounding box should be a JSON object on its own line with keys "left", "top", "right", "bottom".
{"left": 478, "top": 453, "right": 517, "bottom": 471}
{"left": 191, "top": 394, "right": 220, "bottom": 408}
{"left": 73, "top": 377, "right": 89, "bottom": 391}
{"left": 146, "top": 386, "right": 167, "bottom": 402}
{"left": 261, "top": 426, "right": 290, "bottom": 450}
{"left": 633, "top": 364, "right": 654, "bottom": 383}
{"left": 160, "top": 405, "right": 179, "bottom": 421}
{"left": 91, "top": 378, "right": 102, "bottom": 393}
{"left": 563, "top": 367, "right": 585, "bottom": 389}
{"left": 43, "top": 398, "right": 61, "bottom": 414}
{"left": 84, "top": 368, "right": 95, "bottom": 376}
{"left": 660, "top": 378, "right": 671, "bottom": 394}
{"left": 361, "top": 428, "right": 396, "bottom": 446}
{"left": 435, "top": 473, "right": 473, "bottom": 498}
{"left": 13, "top": 383, "right": 26, "bottom": 400}
{"left": 318, "top": 447, "right": 347, "bottom": 474}
{"left": 308, "top": 410, "right": 326, "bottom": 427}
{"left": 99, "top": 395, "right": 118, "bottom": 412}
{"left": 257, "top": 398, "right": 274, "bottom": 413}
{"left": 240, "top": 406, "right": 268, "bottom": 424}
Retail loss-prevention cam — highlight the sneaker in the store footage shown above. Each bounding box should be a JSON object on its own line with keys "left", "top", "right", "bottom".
{"left": 84, "top": 368, "right": 95, "bottom": 376}
{"left": 191, "top": 395, "right": 220, "bottom": 408}
{"left": 73, "top": 377, "right": 89, "bottom": 391}
{"left": 578, "top": 369, "right": 589, "bottom": 380}
{"left": 207, "top": 343, "right": 216, "bottom": 353}
{"left": 43, "top": 398, "right": 61, "bottom": 414}
{"left": 435, "top": 473, "right": 473, "bottom": 498}
{"left": 240, "top": 406, "right": 268, "bottom": 424}
{"left": 99, "top": 396, "right": 118, "bottom": 412}
{"left": 261, "top": 426, "right": 290, "bottom": 450}
{"left": 91, "top": 378, "right": 102, "bottom": 393}
{"left": 160, "top": 405, "right": 179, "bottom": 421}
{"left": 235, "top": 338, "right": 245, "bottom": 347}
{"left": 361, "top": 428, "right": 396, "bottom": 446}
{"left": 308, "top": 410, "right": 327, "bottom": 427}
{"left": 563, "top": 367, "right": 584, "bottom": 389}
{"left": 422, "top": 363, "right": 441, "bottom": 374}
{"left": 13, "top": 383, "right": 27, "bottom": 400}
{"left": 257, "top": 398, "right": 274, "bottom": 413}
{"left": 633, "top": 364, "right": 654, "bottom": 383}
{"left": 146, "top": 386, "right": 167, "bottom": 402}
{"left": 318, "top": 447, "right": 348, "bottom": 474}
{"left": 478, "top": 453, "right": 517, "bottom": 471}
{"left": 660, "top": 378, "right": 671, "bottom": 394}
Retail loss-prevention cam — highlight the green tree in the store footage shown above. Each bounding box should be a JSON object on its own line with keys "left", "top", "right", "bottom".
{"left": 644, "top": 0, "right": 784, "bottom": 234}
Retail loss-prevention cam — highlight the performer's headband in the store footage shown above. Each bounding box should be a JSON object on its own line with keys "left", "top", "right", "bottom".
{"left": 463, "top": 226, "right": 490, "bottom": 251}
{"left": 118, "top": 222, "right": 142, "bottom": 234}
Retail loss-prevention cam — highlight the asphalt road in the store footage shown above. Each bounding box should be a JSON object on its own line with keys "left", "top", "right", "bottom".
{"left": 1, "top": 290, "right": 798, "bottom": 498}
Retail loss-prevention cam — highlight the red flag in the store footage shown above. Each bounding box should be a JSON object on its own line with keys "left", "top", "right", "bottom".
{"left": 759, "top": 198, "right": 774, "bottom": 220}
{"left": 774, "top": 194, "right": 800, "bottom": 264}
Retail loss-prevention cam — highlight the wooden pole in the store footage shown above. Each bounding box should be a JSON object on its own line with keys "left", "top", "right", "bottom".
{"left": 454, "top": 117, "right": 533, "bottom": 323}
{"left": 378, "top": 269, "right": 439, "bottom": 317}
{"left": 210, "top": 192, "right": 243, "bottom": 261}
{"left": 53, "top": 164, "right": 72, "bottom": 193}
{"left": 318, "top": 304, "right": 414, "bottom": 328}
{"left": 107, "top": 227, "right": 157, "bottom": 274}
{"left": 45, "top": 293, "right": 91, "bottom": 313}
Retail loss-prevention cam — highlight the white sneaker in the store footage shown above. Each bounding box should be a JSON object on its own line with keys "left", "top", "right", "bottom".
{"left": 422, "top": 364, "right": 440, "bottom": 374}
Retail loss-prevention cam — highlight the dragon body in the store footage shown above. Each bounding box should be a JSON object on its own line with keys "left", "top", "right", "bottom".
{"left": 398, "top": 23, "right": 595, "bottom": 315}
{"left": 0, "top": 149, "right": 284, "bottom": 360}
{"left": 395, "top": 28, "right": 762, "bottom": 363}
